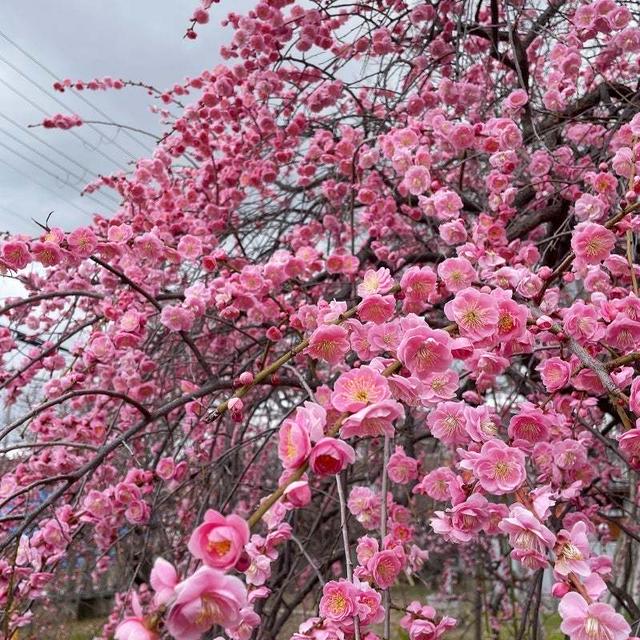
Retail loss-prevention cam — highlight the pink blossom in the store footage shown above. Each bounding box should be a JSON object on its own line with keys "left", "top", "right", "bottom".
{"left": 369, "top": 548, "right": 403, "bottom": 589}
{"left": 618, "top": 428, "right": 640, "bottom": 467}
{"left": 309, "top": 437, "right": 355, "bottom": 475}
{"left": 177, "top": 235, "right": 203, "bottom": 260}
{"left": 432, "top": 189, "right": 463, "bottom": 220}
{"left": 400, "top": 266, "right": 437, "bottom": 302}
{"left": 554, "top": 440, "right": 587, "bottom": 471}
{"left": 356, "top": 536, "right": 379, "bottom": 565}
{"left": 402, "top": 165, "right": 431, "bottom": 195}
{"left": 505, "top": 89, "right": 528, "bottom": 111}
{"left": 499, "top": 505, "right": 556, "bottom": 564}
{"left": 439, "top": 220, "right": 467, "bottom": 245}
{"left": 444, "top": 288, "right": 499, "bottom": 341}
{"left": 464, "top": 405, "right": 500, "bottom": 442}
{"left": 537, "top": 357, "right": 572, "bottom": 392}
{"left": 554, "top": 521, "right": 591, "bottom": 577}
{"left": 227, "top": 607, "right": 261, "bottom": 640}
{"left": 294, "top": 401, "right": 327, "bottom": 443}
{"left": 332, "top": 366, "right": 390, "bottom": 413}
{"left": 283, "top": 479, "right": 311, "bottom": 507}
{"left": 574, "top": 194, "right": 607, "bottom": 222}
{"left": 115, "top": 618, "right": 158, "bottom": 640}
{"left": 340, "top": 399, "right": 405, "bottom": 439}
{"left": 357, "top": 267, "right": 395, "bottom": 297}
{"left": 348, "top": 486, "right": 382, "bottom": 530}
{"left": 396, "top": 325, "right": 453, "bottom": 379}
{"left": 494, "top": 294, "right": 528, "bottom": 341}
{"left": 357, "top": 294, "right": 396, "bottom": 324}
{"left": 31, "top": 241, "right": 62, "bottom": 267}
{"left": 413, "top": 467, "right": 456, "bottom": 501}
{"left": 161, "top": 305, "right": 195, "bottom": 332}
{"left": 1, "top": 241, "right": 30, "bottom": 270}
{"left": 307, "top": 325, "right": 350, "bottom": 365}
{"left": 67, "top": 227, "right": 97, "bottom": 258}
{"left": 558, "top": 592, "right": 630, "bottom": 640}
{"left": 437, "top": 258, "right": 477, "bottom": 292}
{"left": 431, "top": 494, "right": 489, "bottom": 543}
{"left": 150, "top": 557, "right": 178, "bottom": 606}
{"left": 606, "top": 317, "right": 640, "bottom": 351}
{"left": 460, "top": 439, "right": 526, "bottom": 494}
{"left": 319, "top": 579, "right": 358, "bottom": 622}
{"left": 156, "top": 457, "right": 176, "bottom": 481}
{"left": 563, "top": 301, "right": 603, "bottom": 342}
{"left": 508, "top": 408, "right": 551, "bottom": 445}
{"left": 166, "top": 567, "right": 247, "bottom": 639}
{"left": 188, "top": 509, "right": 250, "bottom": 570}
{"left": 387, "top": 446, "right": 419, "bottom": 484}
{"left": 426, "top": 401, "right": 469, "bottom": 445}
{"left": 421, "top": 370, "right": 460, "bottom": 403}
{"left": 629, "top": 377, "right": 640, "bottom": 414}
{"left": 278, "top": 418, "right": 311, "bottom": 469}
{"left": 571, "top": 222, "right": 616, "bottom": 265}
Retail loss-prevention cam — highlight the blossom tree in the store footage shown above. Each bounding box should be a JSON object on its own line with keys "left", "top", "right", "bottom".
{"left": 2, "top": 0, "right": 640, "bottom": 638}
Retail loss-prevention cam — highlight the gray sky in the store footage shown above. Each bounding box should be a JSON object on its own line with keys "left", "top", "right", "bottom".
{"left": 0, "top": 0, "right": 251, "bottom": 236}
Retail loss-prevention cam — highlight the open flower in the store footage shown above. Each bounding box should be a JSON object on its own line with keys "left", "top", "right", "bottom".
{"left": 307, "top": 325, "right": 350, "bottom": 365}
{"left": 369, "top": 548, "right": 404, "bottom": 589}
{"left": 554, "top": 521, "right": 591, "bottom": 577}
{"left": 437, "top": 257, "right": 477, "bottom": 292}
{"left": 558, "top": 592, "right": 630, "bottom": 640}
{"left": 571, "top": 222, "right": 616, "bottom": 266}
{"left": 537, "top": 357, "right": 572, "bottom": 392}
{"left": 188, "top": 510, "right": 250, "bottom": 570}
{"left": 340, "top": 399, "right": 405, "bottom": 439}
{"left": 319, "top": 579, "right": 358, "bottom": 623}
{"left": 444, "top": 288, "right": 499, "bottom": 341}
{"left": 166, "top": 568, "right": 247, "bottom": 639}
{"left": 397, "top": 325, "right": 453, "bottom": 379}
{"left": 499, "top": 505, "right": 556, "bottom": 568}
{"left": 426, "top": 401, "right": 469, "bottom": 445}
{"left": 461, "top": 439, "right": 526, "bottom": 494}
{"left": 332, "top": 367, "right": 390, "bottom": 413}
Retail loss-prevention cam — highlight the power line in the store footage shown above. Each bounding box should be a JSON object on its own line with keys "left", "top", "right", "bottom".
{"left": 0, "top": 28, "right": 155, "bottom": 154}
{"left": 0, "top": 76, "right": 128, "bottom": 171}
{"left": 0, "top": 125, "right": 119, "bottom": 209}
{"left": 0, "top": 138, "right": 113, "bottom": 213}
{"left": 0, "top": 49, "right": 142, "bottom": 162}
{"left": 0, "top": 108, "right": 119, "bottom": 202}
{"left": 0, "top": 156, "right": 94, "bottom": 219}
{"left": 0, "top": 204, "right": 40, "bottom": 232}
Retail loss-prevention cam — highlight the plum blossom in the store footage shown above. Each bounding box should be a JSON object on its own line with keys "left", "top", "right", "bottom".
{"left": 460, "top": 439, "right": 526, "bottom": 494}
{"left": 309, "top": 437, "right": 355, "bottom": 475}
{"left": 571, "top": 222, "right": 616, "bottom": 266}
{"left": 558, "top": 592, "right": 630, "bottom": 640}
{"left": 444, "top": 288, "right": 499, "bottom": 341}
{"left": 166, "top": 568, "right": 247, "bottom": 639}
{"left": 188, "top": 510, "right": 250, "bottom": 570}
{"left": 307, "top": 325, "right": 350, "bottom": 365}
{"left": 278, "top": 418, "right": 311, "bottom": 469}
{"left": 396, "top": 325, "right": 453, "bottom": 379}
{"left": 340, "top": 399, "right": 405, "bottom": 439}
{"left": 332, "top": 367, "right": 390, "bottom": 412}
{"left": 387, "top": 446, "right": 419, "bottom": 484}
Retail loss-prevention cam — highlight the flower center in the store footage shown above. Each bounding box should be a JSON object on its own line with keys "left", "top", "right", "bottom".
{"left": 195, "top": 596, "right": 222, "bottom": 626}
{"left": 494, "top": 461, "right": 512, "bottom": 479}
{"left": 207, "top": 538, "right": 232, "bottom": 557}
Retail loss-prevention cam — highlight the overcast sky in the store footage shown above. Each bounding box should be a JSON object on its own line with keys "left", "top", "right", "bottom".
{"left": 0, "top": 0, "right": 252, "bottom": 236}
